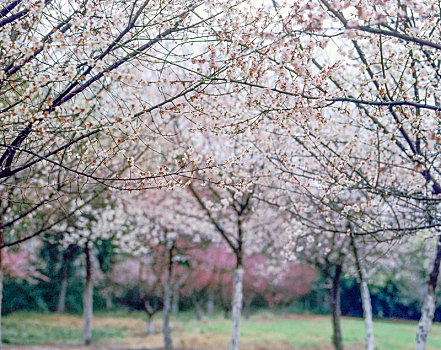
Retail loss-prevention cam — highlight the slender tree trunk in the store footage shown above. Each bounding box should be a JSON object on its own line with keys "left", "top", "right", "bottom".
{"left": 224, "top": 308, "right": 229, "bottom": 319}
{"left": 193, "top": 295, "right": 203, "bottom": 321}
{"left": 163, "top": 281, "right": 173, "bottom": 350}
{"left": 230, "top": 267, "right": 244, "bottom": 350}
{"left": 415, "top": 235, "right": 441, "bottom": 350}
{"left": 57, "top": 267, "right": 68, "bottom": 313}
{"left": 350, "top": 234, "right": 374, "bottom": 350}
{"left": 0, "top": 217, "right": 4, "bottom": 349}
{"left": 244, "top": 298, "right": 252, "bottom": 320}
{"left": 207, "top": 290, "right": 214, "bottom": 315}
{"left": 221, "top": 287, "right": 230, "bottom": 319}
{"left": 82, "top": 242, "right": 93, "bottom": 346}
{"left": 144, "top": 300, "right": 157, "bottom": 335}
{"left": 195, "top": 302, "right": 203, "bottom": 321}
{"left": 360, "top": 281, "right": 375, "bottom": 350}
{"left": 163, "top": 242, "right": 174, "bottom": 350}
{"left": 147, "top": 314, "right": 155, "bottom": 335}
{"left": 304, "top": 296, "right": 311, "bottom": 311}
{"left": 329, "top": 264, "right": 343, "bottom": 350}
{"left": 104, "top": 289, "right": 113, "bottom": 310}
{"left": 171, "top": 285, "right": 179, "bottom": 315}
{"left": 189, "top": 185, "right": 249, "bottom": 350}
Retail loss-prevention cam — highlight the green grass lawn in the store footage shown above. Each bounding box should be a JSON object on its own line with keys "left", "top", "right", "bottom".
{"left": 179, "top": 312, "right": 441, "bottom": 350}
{"left": 2, "top": 310, "right": 441, "bottom": 349}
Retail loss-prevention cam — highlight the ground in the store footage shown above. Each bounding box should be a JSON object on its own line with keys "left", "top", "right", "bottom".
{"left": 3, "top": 311, "right": 441, "bottom": 349}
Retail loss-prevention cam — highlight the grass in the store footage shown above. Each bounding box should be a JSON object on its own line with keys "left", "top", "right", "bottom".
{"left": 181, "top": 312, "right": 441, "bottom": 350}
{"left": 3, "top": 310, "right": 441, "bottom": 349}
{"left": 3, "top": 312, "right": 128, "bottom": 345}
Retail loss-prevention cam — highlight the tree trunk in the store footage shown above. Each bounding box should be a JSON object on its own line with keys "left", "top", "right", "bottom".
{"left": 193, "top": 295, "right": 203, "bottom": 321}
{"left": 104, "top": 289, "right": 113, "bottom": 310}
{"left": 163, "top": 282, "right": 173, "bottom": 350}
{"left": 244, "top": 298, "right": 252, "bottom": 320}
{"left": 329, "top": 264, "right": 343, "bottom": 350}
{"left": 0, "top": 218, "right": 4, "bottom": 349}
{"left": 415, "top": 235, "right": 441, "bottom": 350}
{"left": 57, "top": 268, "right": 68, "bottom": 313}
{"left": 224, "top": 308, "right": 229, "bottom": 319}
{"left": 171, "top": 285, "right": 179, "bottom": 316}
{"left": 230, "top": 267, "right": 244, "bottom": 350}
{"left": 350, "top": 234, "right": 374, "bottom": 350}
{"left": 221, "top": 287, "right": 230, "bottom": 319}
{"left": 207, "top": 290, "right": 214, "bottom": 315}
{"left": 82, "top": 242, "right": 93, "bottom": 346}
{"left": 147, "top": 315, "right": 155, "bottom": 335}
{"left": 163, "top": 241, "right": 174, "bottom": 350}
{"left": 144, "top": 300, "right": 157, "bottom": 335}
{"left": 360, "top": 281, "right": 374, "bottom": 350}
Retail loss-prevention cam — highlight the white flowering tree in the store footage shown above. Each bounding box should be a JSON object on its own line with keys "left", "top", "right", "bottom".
{"left": 58, "top": 193, "right": 147, "bottom": 345}
{"left": 177, "top": 1, "right": 441, "bottom": 348}
{"left": 187, "top": 170, "right": 285, "bottom": 349}
{"left": 93, "top": 188, "right": 211, "bottom": 349}
{"left": 0, "top": 0, "right": 281, "bottom": 261}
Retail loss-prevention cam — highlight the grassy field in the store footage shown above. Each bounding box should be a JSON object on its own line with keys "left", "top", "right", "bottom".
{"left": 3, "top": 310, "right": 441, "bottom": 349}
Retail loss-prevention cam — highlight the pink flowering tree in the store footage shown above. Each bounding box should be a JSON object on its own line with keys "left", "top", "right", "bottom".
{"left": 3, "top": 246, "right": 48, "bottom": 283}
{"left": 243, "top": 256, "right": 316, "bottom": 317}
{"left": 183, "top": 243, "right": 236, "bottom": 319}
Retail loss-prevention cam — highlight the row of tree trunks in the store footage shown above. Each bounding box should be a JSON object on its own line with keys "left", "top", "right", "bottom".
{"left": 137, "top": 231, "right": 440, "bottom": 350}
{"left": 324, "top": 257, "right": 373, "bottom": 350}
{"left": 11, "top": 231, "right": 441, "bottom": 350}
{"left": 2, "top": 228, "right": 438, "bottom": 350}
{"left": 326, "top": 231, "right": 441, "bottom": 350}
